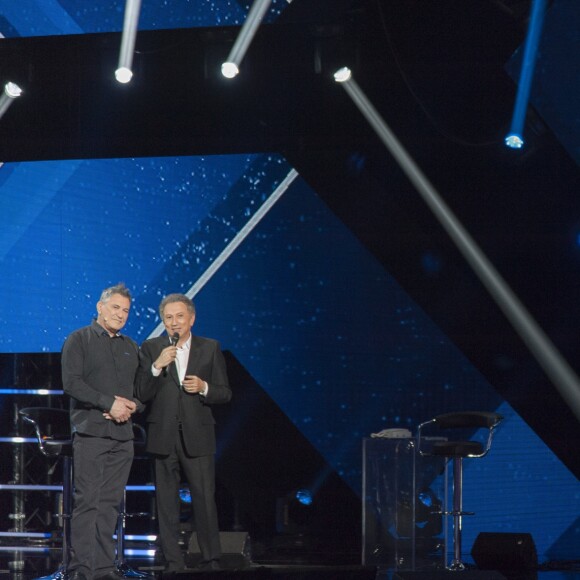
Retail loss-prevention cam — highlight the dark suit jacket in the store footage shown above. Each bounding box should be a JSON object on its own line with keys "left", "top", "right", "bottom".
{"left": 135, "top": 334, "right": 231, "bottom": 457}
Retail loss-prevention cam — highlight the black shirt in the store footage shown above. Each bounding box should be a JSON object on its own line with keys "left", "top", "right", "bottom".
{"left": 62, "top": 320, "right": 139, "bottom": 440}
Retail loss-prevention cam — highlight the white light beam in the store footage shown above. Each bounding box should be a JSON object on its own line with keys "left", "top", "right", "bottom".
{"left": 221, "top": 0, "right": 271, "bottom": 78}
{"left": 148, "top": 168, "right": 299, "bottom": 339}
{"left": 115, "top": 0, "right": 142, "bottom": 83}
{"left": 0, "top": 81, "right": 22, "bottom": 120}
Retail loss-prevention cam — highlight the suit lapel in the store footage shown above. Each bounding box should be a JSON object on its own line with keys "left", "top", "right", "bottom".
{"left": 158, "top": 337, "right": 181, "bottom": 387}
{"left": 185, "top": 335, "right": 202, "bottom": 376}
{"left": 169, "top": 360, "right": 180, "bottom": 387}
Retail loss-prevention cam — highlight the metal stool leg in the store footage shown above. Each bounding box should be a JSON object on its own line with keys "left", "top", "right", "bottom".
{"left": 449, "top": 457, "right": 465, "bottom": 571}
{"left": 33, "top": 455, "right": 72, "bottom": 580}
{"left": 115, "top": 491, "right": 150, "bottom": 578}
{"left": 62, "top": 455, "right": 72, "bottom": 572}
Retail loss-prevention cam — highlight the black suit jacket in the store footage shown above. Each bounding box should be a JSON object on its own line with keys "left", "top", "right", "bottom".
{"left": 135, "top": 334, "right": 231, "bottom": 457}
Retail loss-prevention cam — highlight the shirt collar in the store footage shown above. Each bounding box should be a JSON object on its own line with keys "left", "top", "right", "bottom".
{"left": 178, "top": 333, "right": 192, "bottom": 351}
{"left": 92, "top": 319, "right": 122, "bottom": 338}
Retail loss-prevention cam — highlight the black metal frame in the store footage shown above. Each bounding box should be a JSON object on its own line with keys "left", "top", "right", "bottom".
{"left": 19, "top": 407, "right": 72, "bottom": 580}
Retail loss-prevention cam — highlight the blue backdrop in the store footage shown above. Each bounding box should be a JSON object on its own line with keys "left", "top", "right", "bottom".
{"left": 0, "top": 0, "right": 578, "bottom": 564}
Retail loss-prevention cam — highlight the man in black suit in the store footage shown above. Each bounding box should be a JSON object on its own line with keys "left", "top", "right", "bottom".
{"left": 62, "top": 283, "right": 140, "bottom": 580}
{"left": 136, "top": 293, "right": 231, "bottom": 573}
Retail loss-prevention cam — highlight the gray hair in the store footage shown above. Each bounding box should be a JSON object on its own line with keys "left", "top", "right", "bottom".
{"left": 99, "top": 283, "right": 132, "bottom": 304}
{"left": 159, "top": 293, "right": 195, "bottom": 318}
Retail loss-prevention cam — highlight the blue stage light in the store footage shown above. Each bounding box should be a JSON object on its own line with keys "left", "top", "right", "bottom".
{"left": 295, "top": 489, "right": 313, "bottom": 506}
{"left": 505, "top": 134, "right": 524, "bottom": 149}
{"left": 418, "top": 491, "right": 434, "bottom": 508}
{"left": 505, "top": 0, "right": 547, "bottom": 149}
{"left": 179, "top": 487, "right": 192, "bottom": 503}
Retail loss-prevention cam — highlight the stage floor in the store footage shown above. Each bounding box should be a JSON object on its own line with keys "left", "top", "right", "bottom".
{"left": 0, "top": 545, "right": 578, "bottom": 580}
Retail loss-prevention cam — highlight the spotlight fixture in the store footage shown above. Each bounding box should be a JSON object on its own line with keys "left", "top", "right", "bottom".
{"left": 0, "top": 82, "right": 23, "bottom": 120}
{"left": 221, "top": 62, "right": 239, "bottom": 79}
{"left": 221, "top": 0, "right": 271, "bottom": 78}
{"left": 115, "top": 0, "right": 142, "bottom": 84}
{"left": 276, "top": 488, "right": 315, "bottom": 534}
{"left": 179, "top": 487, "right": 192, "bottom": 504}
{"left": 295, "top": 489, "right": 313, "bottom": 506}
{"left": 333, "top": 67, "right": 352, "bottom": 83}
{"left": 505, "top": 134, "right": 524, "bottom": 149}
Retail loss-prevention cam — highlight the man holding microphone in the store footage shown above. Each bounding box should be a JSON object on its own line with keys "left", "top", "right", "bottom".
{"left": 136, "top": 293, "right": 231, "bottom": 573}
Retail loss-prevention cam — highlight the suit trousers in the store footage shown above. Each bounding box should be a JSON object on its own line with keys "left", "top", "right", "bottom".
{"left": 154, "top": 429, "right": 221, "bottom": 569}
{"left": 69, "top": 433, "right": 134, "bottom": 577}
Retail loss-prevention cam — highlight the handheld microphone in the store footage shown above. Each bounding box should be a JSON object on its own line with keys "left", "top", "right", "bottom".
{"left": 163, "top": 332, "right": 180, "bottom": 376}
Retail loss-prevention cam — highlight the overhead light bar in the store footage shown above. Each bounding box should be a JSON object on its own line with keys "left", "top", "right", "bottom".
{"left": 334, "top": 66, "right": 580, "bottom": 423}
{"left": 505, "top": 0, "right": 547, "bottom": 149}
{"left": 0, "top": 82, "right": 23, "bottom": 120}
{"left": 115, "top": 0, "right": 142, "bottom": 83}
{"left": 221, "top": 0, "right": 271, "bottom": 78}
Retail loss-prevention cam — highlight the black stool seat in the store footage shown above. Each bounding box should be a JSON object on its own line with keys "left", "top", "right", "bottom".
{"left": 431, "top": 441, "right": 484, "bottom": 457}
{"left": 433, "top": 411, "right": 501, "bottom": 429}
{"left": 19, "top": 407, "right": 72, "bottom": 456}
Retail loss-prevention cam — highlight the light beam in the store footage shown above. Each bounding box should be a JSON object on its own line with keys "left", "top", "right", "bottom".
{"left": 505, "top": 0, "right": 547, "bottom": 148}
{"left": 0, "top": 82, "right": 23, "bottom": 120}
{"left": 335, "top": 67, "right": 580, "bottom": 422}
{"left": 221, "top": 0, "right": 271, "bottom": 78}
{"left": 115, "top": 0, "right": 142, "bottom": 83}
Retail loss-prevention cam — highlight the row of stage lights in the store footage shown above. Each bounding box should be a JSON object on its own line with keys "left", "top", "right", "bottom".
{"left": 115, "top": 0, "right": 546, "bottom": 151}
{"left": 1, "top": 0, "right": 546, "bottom": 154}
{"left": 1, "top": 0, "right": 545, "bottom": 153}
{"left": 0, "top": 0, "right": 281, "bottom": 121}
{"left": 116, "top": 0, "right": 276, "bottom": 83}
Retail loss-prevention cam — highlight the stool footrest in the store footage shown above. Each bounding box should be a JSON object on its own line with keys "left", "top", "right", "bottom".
{"left": 121, "top": 512, "right": 150, "bottom": 518}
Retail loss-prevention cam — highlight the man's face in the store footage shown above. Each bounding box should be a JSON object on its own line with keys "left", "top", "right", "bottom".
{"left": 97, "top": 293, "right": 131, "bottom": 336}
{"left": 162, "top": 301, "right": 195, "bottom": 342}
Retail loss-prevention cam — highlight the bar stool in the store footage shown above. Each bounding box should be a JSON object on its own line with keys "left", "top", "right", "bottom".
{"left": 19, "top": 407, "right": 72, "bottom": 580}
{"left": 416, "top": 411, "right": 503, "bottom": 571}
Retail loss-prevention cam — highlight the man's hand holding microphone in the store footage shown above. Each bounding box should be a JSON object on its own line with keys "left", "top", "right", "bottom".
{"left": 153, "top": 332, "right": 179, "bottom": 376}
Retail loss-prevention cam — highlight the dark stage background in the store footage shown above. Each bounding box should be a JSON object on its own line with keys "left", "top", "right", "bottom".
{"left": 0, "top": 0, "right": 578, "bottom": 569}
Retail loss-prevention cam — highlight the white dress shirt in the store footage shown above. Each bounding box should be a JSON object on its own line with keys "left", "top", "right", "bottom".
{"left": 151, "top": 334, "right": 208, "bottom": 395}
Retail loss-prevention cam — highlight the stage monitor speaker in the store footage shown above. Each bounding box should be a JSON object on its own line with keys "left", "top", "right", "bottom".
{"left": 185, "top": 531, "right": 251, "bottom": 569}
{"left": 394, "top": 571, "right": 506, "bottom": 580}
{"left": 471, "top": 532, "right": 538, "bottom": 571}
